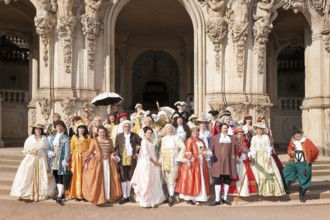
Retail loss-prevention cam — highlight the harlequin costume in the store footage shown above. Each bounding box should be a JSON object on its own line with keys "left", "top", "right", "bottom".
{"left": 283, "top": 127, "right": 319, "bottom": 203}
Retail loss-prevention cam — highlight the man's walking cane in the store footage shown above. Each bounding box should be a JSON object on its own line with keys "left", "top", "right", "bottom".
{"left": 235, "top": 162, "right": 250, "bottom": 205}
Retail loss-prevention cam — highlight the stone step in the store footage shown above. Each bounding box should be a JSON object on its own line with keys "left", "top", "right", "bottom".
{"left": 0, "top": 154, "right": 24, "bottom": 161}
{"left": 312, "top": 169, "right": 330, "bottom": 176}
{"left": 0, "top": 165, "right": 18, "bottom": 173}
{"left": 0, "top": 184, "right": 11, "bottom": 196}
{"left": 0, "top": 159, "right": 22, "bottom": 166}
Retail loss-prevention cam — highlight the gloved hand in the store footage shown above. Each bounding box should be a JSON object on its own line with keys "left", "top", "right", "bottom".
{"left": 62, "top": 160, "right": 68, "bottom": 167}
{"left": 47, "top": 151, "right": 56, "bottom": 158}
{"left": 22, "top": 149, "right": 28, "bottom": 155}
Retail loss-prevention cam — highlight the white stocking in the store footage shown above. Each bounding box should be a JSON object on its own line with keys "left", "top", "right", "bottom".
{"left": 215, "top": 185, "right": 221, "bottom": 202}
{"left": 126, "top": 181, "right": 131, "bottom": 198}
{"left": 223, "top": 184, "right": 230, "bottom": 200}
{"left": 167, "top": 185, "right": 174, "bottom": 196}
{"left": 57, "top": 184, "right": 64, "bottom": 198}
{"left": 121, "top": 182, "right": 127, "bottom": 198}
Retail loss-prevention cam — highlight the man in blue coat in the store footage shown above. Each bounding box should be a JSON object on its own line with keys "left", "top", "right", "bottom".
{"left": 48, "top": 120, "right": 70, "bottom": 204}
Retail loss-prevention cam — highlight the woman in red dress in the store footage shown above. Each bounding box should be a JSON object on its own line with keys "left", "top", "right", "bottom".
{"left": 175, "top": 126, "right": 210, "bottom": 205}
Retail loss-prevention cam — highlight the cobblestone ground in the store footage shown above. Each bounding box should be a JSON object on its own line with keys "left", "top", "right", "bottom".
{"left": 0, "top": 200, "right": 329, "bottom": 220}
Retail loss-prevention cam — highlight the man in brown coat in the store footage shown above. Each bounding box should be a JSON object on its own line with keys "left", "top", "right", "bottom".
{"left": 209, "top": 123, "right": 250, "bottom": 206}
{"left": 115, "top": 120, "right": 142, "bottom": 204}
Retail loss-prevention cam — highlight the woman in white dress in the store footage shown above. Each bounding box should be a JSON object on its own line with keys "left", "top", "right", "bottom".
{"left": 10, "top": 123, "right": 56, "bottom": 201}
{"left": 249, "top": 123, "right": 285, "bottom": 197}
{"left": 131, "top": 126, "right": 166, "bottom": 208}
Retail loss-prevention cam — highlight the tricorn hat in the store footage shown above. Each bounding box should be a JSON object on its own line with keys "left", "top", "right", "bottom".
{"left": 208, "top": 110, "right": 219, "bottom": 116}
{"left": 174, "top": 101, "right": 187, "bottom": 107}
{"left": 219, "top": 110, "right": 231, "bottom": 119}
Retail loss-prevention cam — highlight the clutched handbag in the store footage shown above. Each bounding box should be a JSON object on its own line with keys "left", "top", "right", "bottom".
{"left": 63, "top": 167, "right": 73, "bottom": 190}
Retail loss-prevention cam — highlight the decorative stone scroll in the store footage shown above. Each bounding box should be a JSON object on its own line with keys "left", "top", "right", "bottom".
{"left": 205, "top": 0, "right": 227, "bottom": 72}
{"left": 56, "top": 0, "right": 77, "bottom": 73}
{"left": 321, "top": 0, "right": 330, "bottom": 53}
{"left": 253, "top": 0, "right": 277, "bottom": 74}
{"left": 32, "top": 0, "right": 57, "bottom": 67}
{"left": 227, "top": 0, "right": 250, "bottom": 77}
{"left": 81, "top": 0, "right": 103, "bottom": 70}
{"left": 37, "top": 97, "right": 52, "bottom": 120}
{"left": 60, "top": 97, "right": 76, "bottom": 126}
{"left": 282, "top": 0, "right": 307, "bottom": 13}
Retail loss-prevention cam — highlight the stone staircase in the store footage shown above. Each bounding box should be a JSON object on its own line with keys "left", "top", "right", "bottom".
{"left": 0, "top": 148, "right": 329, "bottom": 206}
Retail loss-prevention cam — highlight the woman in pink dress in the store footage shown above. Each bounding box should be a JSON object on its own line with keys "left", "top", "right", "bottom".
{"left": 131, "top": 126, "right": 166, "bottom": 208}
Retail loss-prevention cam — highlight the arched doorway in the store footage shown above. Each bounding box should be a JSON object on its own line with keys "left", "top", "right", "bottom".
{"left": 131, "top": 50, "right": 179, "bottom": 110}
{"left": 0, "top": 1, "right": 36, "bottom": 146}
{"left": 104, "top": 0, "right": 206, "bottom": 113}
{"left": 267, "top": 8, "right": 309, "bottom": 148}
{"left": 114, "top": 0, "right": 193, "bottom": 111}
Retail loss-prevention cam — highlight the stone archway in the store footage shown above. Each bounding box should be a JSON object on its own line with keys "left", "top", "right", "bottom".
{"left": 103, "top": 0, "right": 206, "bottom": 113}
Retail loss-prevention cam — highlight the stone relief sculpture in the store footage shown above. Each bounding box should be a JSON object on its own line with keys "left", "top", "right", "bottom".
{"left": 227, "top": 0, "right": 250, "bottom": 77}
{"left": 81, "top": 0, "right": 104, "bottom": 70}
{"left": 283, "top": 0, "right": 306, "bottom": 13}
{"left": 253, "top": 0, "right": 277, "bottom": 74}
{"left": 205, "top": 0, "right": 227, "bottom": 72}
{"left": 321, "top": 0, "right": 330, "bottom": 52}
{"left": 60, "top": 97, "right": 76, "bottom": 126}
{"left": 57, "top": 0, "right": 77, "bottom": 73}
{"left": 38, "top": 98, "right": 52, "bottom": 121}
{"left": 32, "top": 0, "right": 57, "bottom": 67}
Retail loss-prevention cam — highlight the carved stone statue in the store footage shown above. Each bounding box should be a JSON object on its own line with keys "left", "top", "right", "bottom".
{"left": 227, "top": 0, "right": 250, "bottom": 77}
{"left": 253, "top": 0, "right": 277, "bottom": 44}
{"left": 322, "top": 0, "right": 330, "bottom": 33}
{"left": 31, "top": 0, "right": 57, "bottom": 67}
{"left": 81, "top": 0, "right": 104, "bottom": 70}
{"left": 205, "top": 0, "right": 227, "bottom": 72}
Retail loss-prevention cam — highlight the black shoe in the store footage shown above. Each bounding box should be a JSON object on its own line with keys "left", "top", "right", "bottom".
{"left": 186, "top": 200, "right": 195, "bottom": 205}
{"left": 168, "top": 196, "right": 174, "bottom": 207}
{"left": 75, "top": 199, "right": 82, "bottom": 202}
{"left": 61, "top": 194, "right": 66, "bottom": 200}
{"left": 210, "top": 201, "right": 221, "bottom": 206}
{"left": 127, "top": 197, "right": 134, "bottom": 203}
{"left": 119, "top": 197, "right": 128, "bottom": 205}
{"left": 221, "top": 199, "right": 232, "bottom": 205}
{"left": 56, "top": 197, "right": 62, "bottom": 204}
{"left": 299, "top": 187, "right": 307, "bottom": 203}
{"left": 285, "top": 181, "right": 292, "bottom": 194}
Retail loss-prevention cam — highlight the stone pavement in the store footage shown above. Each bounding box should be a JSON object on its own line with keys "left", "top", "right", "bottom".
{"left": 0, "top": 147, "right": 330, "bottom": 219}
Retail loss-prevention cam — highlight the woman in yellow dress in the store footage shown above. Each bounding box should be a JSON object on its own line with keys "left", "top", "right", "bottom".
{"left": 68, "top": 121, "right": 91, "bottom": 201}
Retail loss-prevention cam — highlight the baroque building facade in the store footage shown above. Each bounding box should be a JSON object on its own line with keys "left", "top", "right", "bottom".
{"left": 0, "top": 0, "right": 329, "bottom": 155}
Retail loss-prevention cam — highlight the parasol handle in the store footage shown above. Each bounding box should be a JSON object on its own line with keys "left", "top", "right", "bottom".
{"left": 156, "top": 101, "right": 160, "bottom": 111}
{"left": 235, "top": 164, "right": 249, "bottom": 205}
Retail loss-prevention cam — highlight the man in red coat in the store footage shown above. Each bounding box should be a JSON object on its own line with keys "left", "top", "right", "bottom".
{"left": 283, "top": 127, "right": 319, "bottom": 203}
{"left": 208, "top": 110, "right": 220, "bottom": 136}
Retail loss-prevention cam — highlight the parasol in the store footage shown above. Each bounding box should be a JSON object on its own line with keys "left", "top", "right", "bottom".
{"left": 91, "top": 92, "right": 124, "bottom": 106}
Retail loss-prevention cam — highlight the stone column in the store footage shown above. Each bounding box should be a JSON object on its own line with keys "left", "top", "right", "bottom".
{"left": 0, "top": 95, "right": 4, "bottom": 147}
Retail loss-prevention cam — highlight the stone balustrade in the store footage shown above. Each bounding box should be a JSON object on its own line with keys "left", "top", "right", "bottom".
{"left": 278, "top": 97, "right": 303, "bottom": 111}
{"left": 0, "top": 90, "right": 28, "bottom": 103}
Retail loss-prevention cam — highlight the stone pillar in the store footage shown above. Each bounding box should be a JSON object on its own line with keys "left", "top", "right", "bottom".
{"left": 0, "top": 95, "right": 4, "bottom": 147}
{"left": 118, "top": 47, "right": 131, "bottom": 109}
{"left": 301, "top": 33, "right": 329, "bottom": 154}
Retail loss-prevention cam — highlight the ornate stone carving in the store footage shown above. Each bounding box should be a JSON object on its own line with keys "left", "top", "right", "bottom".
{"left": 60, "top": 97, "right": 76, "bottom": 126}
{"left": 81, "top": 0, "right": 103, "bottom": 70}
{"left": 38, "top": 98, "right": 52, "bottom": 120}
{"left": 208, "top": 101, "right": 226, "bottom": 112}
{"left": 227, "top": 103, "right": 252, "bottom": 122}
{"left": 321, "top": 0, "right": 330, "bottom": 53}
{"left": 56, "top": 0, "right": 77, "bottom": 73}
{"left": 307, "top": 0, "right": 327, "bottom": 14}
{"left": 32, "top": 0, "right": 57, "bottom": 67}
{"left": 205, "top": 0, "right": 227, "bottom": 72}
{"left": 255, "top": 104, "right": 271, "bottom": 118}
{"left": 30, "top": 109, "right": 36, "bottom": 126}
{"left": 227, "top": 0, "right": 250, "bottom": 77}
{"left": 282, "top": 0, "right": 307, "bottom": 13}
{"left": 253, "top": 0, "right": 278, "bottom": 74}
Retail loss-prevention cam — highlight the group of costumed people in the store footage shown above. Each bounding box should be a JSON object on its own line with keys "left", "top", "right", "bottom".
{"left": 10, "top": 101, "right": 319, "bottom": 207}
